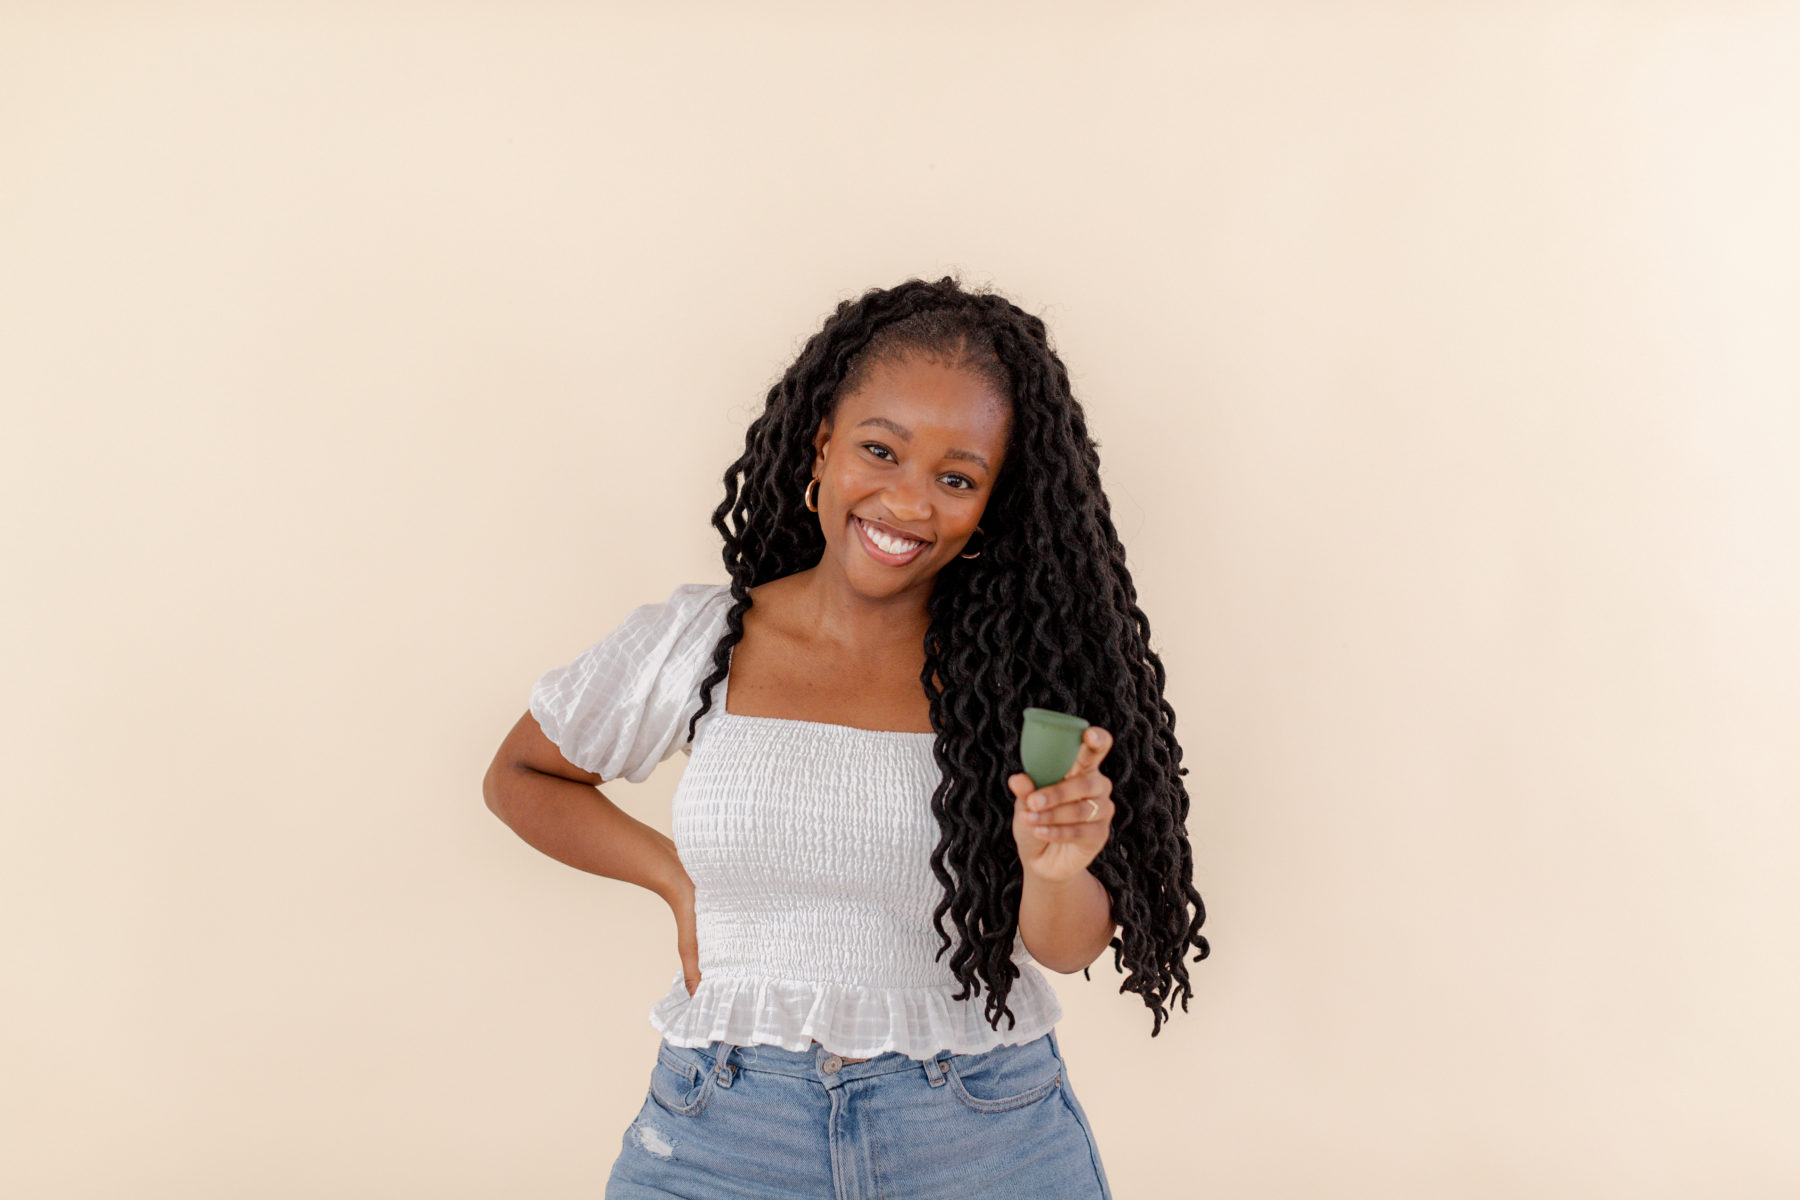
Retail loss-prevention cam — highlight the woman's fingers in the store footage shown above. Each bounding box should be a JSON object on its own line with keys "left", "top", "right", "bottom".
{"left": 1063, "top": 726, "right": 1113, "bottom": 778}
{"left": 1022, "top": 737, "right": 1114, "bottom": 824}
{"left": 1026, "top": 796, "right": 1113, "bottom": 827}
{"left": 671, "top": 888, "right": 702, "bottom": 996}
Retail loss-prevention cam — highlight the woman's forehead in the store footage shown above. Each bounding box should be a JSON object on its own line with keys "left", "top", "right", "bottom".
{"left": 836, "top": 356, "right": 1011, "bottom": 436}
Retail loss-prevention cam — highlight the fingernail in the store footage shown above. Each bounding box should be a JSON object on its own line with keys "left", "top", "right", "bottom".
{"left": 1028, "top": 793, "right": 1043, "bottom": 809}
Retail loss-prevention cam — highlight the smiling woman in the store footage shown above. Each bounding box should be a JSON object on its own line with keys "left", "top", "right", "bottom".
{"left": 493, "top": 274, "right": 1205, "bottom": 1200}
{"left": 812, "top": 352, "right": 1011, "bottom": 580}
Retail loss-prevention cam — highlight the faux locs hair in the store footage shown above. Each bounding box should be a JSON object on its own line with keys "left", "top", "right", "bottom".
{"left": 683, "top": 275, "right": 1210, "bottom": 1037}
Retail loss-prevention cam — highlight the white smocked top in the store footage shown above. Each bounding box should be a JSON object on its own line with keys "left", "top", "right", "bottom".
{"left": 528, "top": 580, "right": 1063, "bottom": 1060}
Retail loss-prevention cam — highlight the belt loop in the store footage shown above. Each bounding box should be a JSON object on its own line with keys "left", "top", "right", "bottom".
{"left": 924, "top": 1053, "right": 949, "bottom": 1088}
{"left": 714, "top": 1040, "right": 737, "bottom": 1087}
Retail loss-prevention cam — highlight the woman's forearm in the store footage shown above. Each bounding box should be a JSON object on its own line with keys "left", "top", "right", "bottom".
{"left": 486, "top": 766, "right": 689, "bottom": 902}
{"left": 1018, "top": 868, "right": 1116, "bottom": 974}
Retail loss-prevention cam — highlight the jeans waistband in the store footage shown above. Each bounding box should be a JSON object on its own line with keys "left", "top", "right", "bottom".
{"left": 669, "top": 1029, "right": 1059, "bottom": 1089}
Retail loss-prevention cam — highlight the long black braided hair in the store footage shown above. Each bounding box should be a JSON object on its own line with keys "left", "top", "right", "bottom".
{"left": 682, "top": 274, "right": 1209, "bottom": 1037}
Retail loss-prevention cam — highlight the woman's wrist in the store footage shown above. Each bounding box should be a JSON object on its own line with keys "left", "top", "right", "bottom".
{"left": 648, "top": 835, "right": 693, "bottom": 905}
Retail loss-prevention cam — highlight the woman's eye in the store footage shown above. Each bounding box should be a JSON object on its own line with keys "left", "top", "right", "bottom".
{"left": 862, "top": 443, "right": 976, "bottom": 491}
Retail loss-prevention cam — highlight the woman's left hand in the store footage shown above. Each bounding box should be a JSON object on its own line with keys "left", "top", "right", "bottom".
{"left": 1009, "top": 725, "right": 1115, "bottom": 886}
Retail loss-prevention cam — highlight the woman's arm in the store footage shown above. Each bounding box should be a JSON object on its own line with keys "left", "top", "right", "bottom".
{"left": 1019, "top": 869, "right": 1116, "bottom": 974}
{"left": 483, "top": 709, "right": 690, "bottom": 902}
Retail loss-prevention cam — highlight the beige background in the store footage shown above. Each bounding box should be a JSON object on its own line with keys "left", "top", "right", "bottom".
{"left": 4, "top": 2, "right": 1797, "bottom": 1196}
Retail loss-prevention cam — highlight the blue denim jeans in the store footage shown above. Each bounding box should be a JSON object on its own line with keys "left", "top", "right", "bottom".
{"left": 606, "top": 1027, "right": 1113, "bottom": 1199}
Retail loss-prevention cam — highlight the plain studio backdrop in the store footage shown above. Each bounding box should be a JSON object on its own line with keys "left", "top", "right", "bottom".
{"left": 3, "top": 2, "right": 1796, "bottom": 1197}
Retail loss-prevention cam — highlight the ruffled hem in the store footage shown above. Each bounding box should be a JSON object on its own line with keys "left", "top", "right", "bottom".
{"left": 646, "top": 967, "right": 1065, "bottom": 1060}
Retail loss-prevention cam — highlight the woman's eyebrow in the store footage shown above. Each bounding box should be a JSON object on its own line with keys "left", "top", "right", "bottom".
{"left": 855, "top": 416, "right": 990, "bottom": 473}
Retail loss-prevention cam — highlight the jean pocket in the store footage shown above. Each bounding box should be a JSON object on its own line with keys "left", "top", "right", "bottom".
{"left": 942, "top": 1041, "right": 1063, "bottom": 1113}
{"left": 648, "top": 1042, "right": 718, "bottom": 1117}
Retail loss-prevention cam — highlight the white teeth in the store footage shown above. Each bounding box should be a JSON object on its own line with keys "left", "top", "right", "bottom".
{"left": 860, "top": 518, "right": 922, "bottom": 555}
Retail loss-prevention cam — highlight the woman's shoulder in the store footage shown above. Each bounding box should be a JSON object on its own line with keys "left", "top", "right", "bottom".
{"left": 634, "top": 580, "right": 731, "bottom": 625}
{"left": 735, "top": 571, "right": 816, "bottom": 636}
{"left": 653, "top": 573, "right": 823, "bottom": 654}
{"left": 647, "top": 580, "right": 734, "bottom": 646}
{"left": 568, "top": 581, "right": 732, "bottom": 675}
{"left": 661, "top": 579, "right": 733, "bottom": 608}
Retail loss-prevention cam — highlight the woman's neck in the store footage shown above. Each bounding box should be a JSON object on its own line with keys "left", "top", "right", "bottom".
{"left": 783, "top": 565, "right": 932, "bottom": 655}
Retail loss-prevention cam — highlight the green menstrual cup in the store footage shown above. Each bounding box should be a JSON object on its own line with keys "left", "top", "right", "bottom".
{"left": 1021, "top": 707, "right": 1090, "bottom": 788}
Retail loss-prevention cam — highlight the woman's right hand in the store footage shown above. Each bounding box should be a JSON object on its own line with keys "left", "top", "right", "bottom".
{"left": 668, "top": 876, "right": 701, "bottom": 997}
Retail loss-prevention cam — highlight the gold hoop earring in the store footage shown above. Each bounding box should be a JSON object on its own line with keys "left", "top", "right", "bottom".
{"left": 804, "top": 477, "right": 820, "bottom": 512}
{"left": 959, "top": 526, "right": 984, "bottom": 559}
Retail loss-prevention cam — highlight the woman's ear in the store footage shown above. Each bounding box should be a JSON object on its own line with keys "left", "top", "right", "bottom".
{"left": 813, "top": 419, "right": 832, "bottom": 473}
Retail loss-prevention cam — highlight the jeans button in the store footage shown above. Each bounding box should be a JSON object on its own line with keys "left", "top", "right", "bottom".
{"left": 822, "top": 1055, "right": 842, "bottom": 1074}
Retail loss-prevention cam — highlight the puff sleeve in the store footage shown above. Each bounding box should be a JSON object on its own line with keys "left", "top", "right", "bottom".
{"left": 528, "top": 582, "right": 731, "bottom": 784}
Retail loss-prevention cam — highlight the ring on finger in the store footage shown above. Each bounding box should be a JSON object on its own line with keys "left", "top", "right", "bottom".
{"left": 1085, "top": 799, "right": 1098, "bottom": 819}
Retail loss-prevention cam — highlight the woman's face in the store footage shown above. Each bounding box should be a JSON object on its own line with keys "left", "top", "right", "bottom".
{"left": 812, "top": 352, "right": 1012, "bottom": 594}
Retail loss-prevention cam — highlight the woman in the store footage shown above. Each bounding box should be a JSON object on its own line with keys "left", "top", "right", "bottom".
{"left": 486, "top": 275, "right": 1210, "bottom": 1199}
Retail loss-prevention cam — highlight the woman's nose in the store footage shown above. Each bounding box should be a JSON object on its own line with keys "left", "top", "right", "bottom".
{"left": 882, "top": 489, "right": 929, "bottom": 522}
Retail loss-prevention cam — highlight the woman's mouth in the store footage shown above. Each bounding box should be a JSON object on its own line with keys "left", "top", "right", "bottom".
{"left": 852, "top": 515, "right": 929, "bottom": 566}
